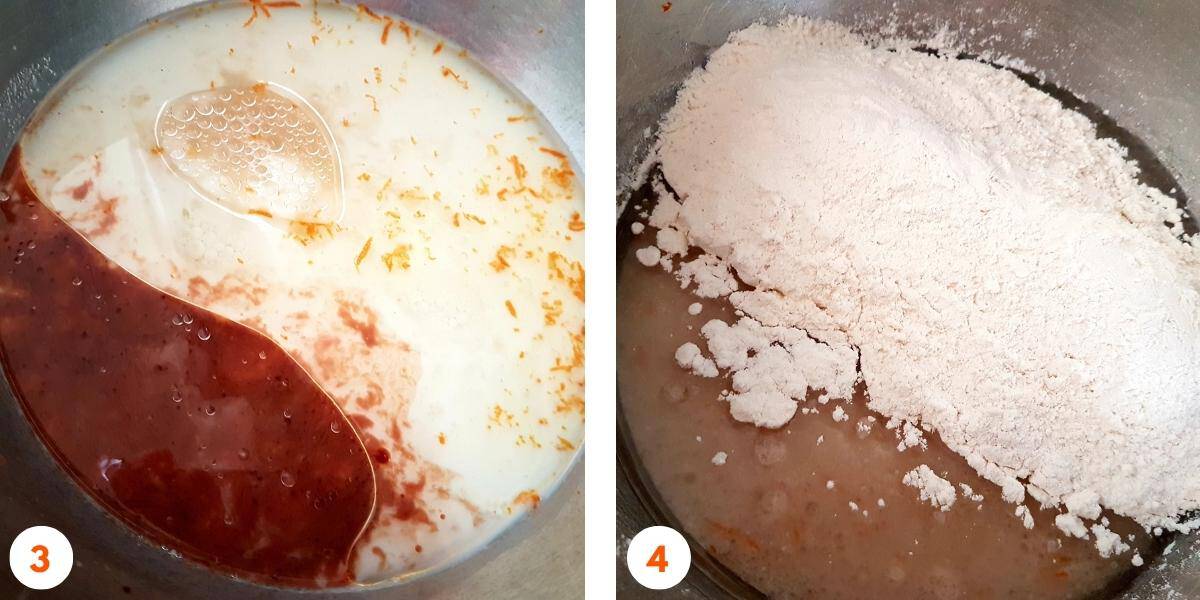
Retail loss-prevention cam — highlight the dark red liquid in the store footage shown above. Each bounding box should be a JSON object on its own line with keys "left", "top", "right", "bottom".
{"left": 0, "top": 150, "right": 376, "bottom": 586}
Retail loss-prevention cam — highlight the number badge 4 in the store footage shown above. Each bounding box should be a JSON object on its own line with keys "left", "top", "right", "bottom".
{"left": 626, "top": 526, "right": 691, "bottom": 590}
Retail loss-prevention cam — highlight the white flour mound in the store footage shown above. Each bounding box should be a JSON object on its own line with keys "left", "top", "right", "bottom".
{"left": 640, "top": 17, "right": 1200, "bottom": 540}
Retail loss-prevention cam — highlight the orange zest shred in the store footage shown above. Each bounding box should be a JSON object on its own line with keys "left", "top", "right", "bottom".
{"left": 243, "top": 0, "right": 300, "bottom": 27}
{"left": 568, "top": 212, "right": 584, "bottom": 232}
{"left": 554, "top": 392, "right": 584, "bottom": 413}
{"left": 550, "top": 327, "right": 585, "bottom": 379}
{"left": 247, "top": 208, "right": 274, "bottom": 218}
{"left": 452, "top": 212, "right": 486, "bottom": 227}
{"left": 495, "top": 155, "right": 540, "bottom": 201}
{"left": 513, "top": 490, "right": 541, "bottom": 510}
{"left": 542, "top": 300, "right": 563, "bottom": 326}
{"left": 433, "top": 41, "right": 444, "bottom": 55}
{"left": 507, "top": 115, "right": 531, "bottom": 123}
{"left": 505, "top": 300, "right": 517, "bottom": 318}
{"left": 509, "top": 155, "right": 528, "bottom": 184}
{"left": 556, "top": 436, "right": 576, "bottom": 451}
{"left": 288, "top": 219, "right": 335, "bottom": 245}
{"left": 707, "top": 520, "right": 762, "bottom": 552}
{"left": 490, "top": 405, "right": 517, "bottom": 428}
{"left": 376, "top": 177, "right": 393, "bottom": 201}
{"left": 441, "top": 67, "right": 468, "bottom": 90}
{"left": 357, "top": 3, "right": 383, "bottom": 21}
{"left": 541, "top": 147, "right": 576, "bottom": 191}
{"left": 544, "top": 163, "right": 575, "bottom": 190}
{"left": 490, "top": 245, "right": 515, "bottom": 272}
{"left": 355, "top": 237, "right": 373, "bottom": 270}
{"left": 548, "top": 251, "right": 585, "bottom": 302}
{"left": 381, "top": 244, "right": 412, "bottom": 271}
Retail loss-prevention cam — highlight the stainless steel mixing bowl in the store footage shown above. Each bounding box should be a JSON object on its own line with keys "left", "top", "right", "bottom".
{"left": 616, "top": 1, "right": 1200, "bottom": 597}
{"left": 0, "top": 1, "right": 582, "bottom": 597}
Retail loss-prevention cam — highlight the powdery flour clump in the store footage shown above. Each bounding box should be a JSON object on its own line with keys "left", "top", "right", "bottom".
{"left": 634, "top": 16, "right": 1200, "bottom": 554}
{"left": 903, "top": 465, "right": 957, "bottom": 512}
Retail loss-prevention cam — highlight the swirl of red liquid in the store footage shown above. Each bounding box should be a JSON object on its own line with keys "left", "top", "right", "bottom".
{"left": 0, "top": 149, "right": 376, "bottom": 587}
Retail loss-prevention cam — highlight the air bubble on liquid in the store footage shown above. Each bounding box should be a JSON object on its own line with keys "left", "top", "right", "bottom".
{"left": 154, "top": 82, "right": 344, "bottom": 225}
{"left": 238, "top": 448, "right": 249, "bottom": 460}
{"left": 280, "top": 471, "right": 296, "bottom": 488}
{"left": 282, "top": 408, "right": 292, "bottom": 421}
{"left": 71, "top": 277, "right": 82, "bottom": 286}
{"left": 170, "top": 387, "right": 183, "bottom": 403}
{"left": 205, "top": 405, "right": 216, "bottom": 416}
{"left": 760, "top": 487, "right": 789, "bottom": 518}
{"left": 754, "top": 436, "right": 786, "bottom": 466}
{"left": 660, "top": 383, "right": 688, "bottom": 404}
{"left": 197, "top": 327, "right": 211, "bottom": 341}
{"left": 330, "top": 421, "right": 341, "bottom": 434}
{"left": 258, "top": 350, "right": 267, "bottom": 360}
{"left": 171, "top": 314, "right": 183, "bottom": 326}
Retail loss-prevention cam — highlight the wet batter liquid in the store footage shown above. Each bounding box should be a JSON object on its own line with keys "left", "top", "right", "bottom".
{"left": 11, "top": 0, "right": 584, "bottom": 584}
{"left": 618, "top": 227, "right": 1160, "bottom": 599}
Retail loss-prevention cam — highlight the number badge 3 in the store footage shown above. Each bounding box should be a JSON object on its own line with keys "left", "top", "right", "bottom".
{"left": 9, "top": 526, "right": 72, "bottom": 590}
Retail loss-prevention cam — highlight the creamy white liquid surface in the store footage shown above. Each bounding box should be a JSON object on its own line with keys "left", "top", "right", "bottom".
{"left": 20, "top": 1, "right": 583, "bottom": 582}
